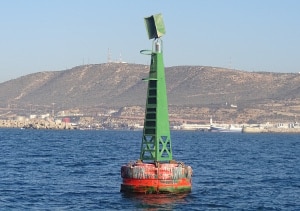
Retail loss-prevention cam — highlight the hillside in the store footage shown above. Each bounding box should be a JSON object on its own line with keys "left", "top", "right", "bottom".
{"left": 1, "top": 63, "right": 300, "bottom": 123}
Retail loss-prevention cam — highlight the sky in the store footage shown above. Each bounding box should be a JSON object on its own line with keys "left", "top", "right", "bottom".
{"left": 0, "top": 0, "right": 299, "bottom": 82}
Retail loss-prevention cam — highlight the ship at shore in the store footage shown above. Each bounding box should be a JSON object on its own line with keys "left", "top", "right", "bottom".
{"left": 209, "top": 124, "right": 243, "bottom": 133}
{"left": 208, "top": 117, "right": 242, "bottom": 133}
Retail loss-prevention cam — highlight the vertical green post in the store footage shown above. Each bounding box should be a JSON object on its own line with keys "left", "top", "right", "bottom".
{"left": 140, "top": 14, "right": 172, "bottom": 162}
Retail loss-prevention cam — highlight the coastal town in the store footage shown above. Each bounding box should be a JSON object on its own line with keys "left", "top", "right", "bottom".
{"left": 1, "top": 106, "right": 299, "bottom": 133}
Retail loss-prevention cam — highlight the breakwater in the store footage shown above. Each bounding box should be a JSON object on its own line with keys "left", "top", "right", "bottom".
{"left": 0, "top": 119, "right": 77, "bottom": 130}
{"left": 242, "top": 126, "right": 300, "bottom": 133}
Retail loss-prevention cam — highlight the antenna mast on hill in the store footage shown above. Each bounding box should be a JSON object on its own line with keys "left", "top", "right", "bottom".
{"left": 119, "top": 52, "right": 123, "bottom": 63}
{"left": 107, "top": 48, "right": 112, "bottom": 63}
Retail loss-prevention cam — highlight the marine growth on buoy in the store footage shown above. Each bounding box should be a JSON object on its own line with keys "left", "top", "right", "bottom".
{"left": 120, "top": 14, "right": 193, "bottom": 194}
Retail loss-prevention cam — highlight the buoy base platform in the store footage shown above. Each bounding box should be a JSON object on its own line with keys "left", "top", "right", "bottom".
{"left": 120, "top": 160, "right": 192, "bottom": 194}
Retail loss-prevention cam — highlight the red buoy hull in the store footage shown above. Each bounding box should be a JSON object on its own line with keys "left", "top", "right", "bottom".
{"left": 120, "top": 162, "right": 192, "bottom": 194}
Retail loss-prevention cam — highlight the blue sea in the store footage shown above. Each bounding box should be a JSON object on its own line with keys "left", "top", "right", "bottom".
{"left": 0, "top": 128, "right": 299, "bottom": 210}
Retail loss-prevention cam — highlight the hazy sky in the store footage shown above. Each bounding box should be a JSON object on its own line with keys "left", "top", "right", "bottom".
{"left": 0, "top": 0, "right": 299, "bottom": 82}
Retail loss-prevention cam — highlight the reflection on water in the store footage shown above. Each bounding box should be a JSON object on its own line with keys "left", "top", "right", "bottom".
{"left": 122, "top": 193, "right": 189, "bottom": 210}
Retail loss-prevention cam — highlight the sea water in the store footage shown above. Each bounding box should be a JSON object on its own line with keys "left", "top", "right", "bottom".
{"left": 0, "top": 129, "right": 299, "bottom": 210}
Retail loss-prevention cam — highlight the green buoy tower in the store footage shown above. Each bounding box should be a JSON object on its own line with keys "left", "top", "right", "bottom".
{"left": 121, "top": 13, "right": 192, "bottom": 194}
{"left": 140, "top": 18, "right": 172, "bottom": 163}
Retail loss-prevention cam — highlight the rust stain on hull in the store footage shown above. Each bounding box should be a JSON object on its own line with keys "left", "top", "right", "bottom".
{"left": 120, "top": 162, "right": 192, "bottom": 194}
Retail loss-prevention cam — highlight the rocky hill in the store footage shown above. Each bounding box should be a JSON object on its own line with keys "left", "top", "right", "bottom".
{"left": 1, "top": 63, "right": 300, "bottom": 123}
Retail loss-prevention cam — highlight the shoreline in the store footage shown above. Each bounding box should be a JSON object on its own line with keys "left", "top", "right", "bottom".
{"left": 1, "top": 119, "right": 300, "bottom": 133}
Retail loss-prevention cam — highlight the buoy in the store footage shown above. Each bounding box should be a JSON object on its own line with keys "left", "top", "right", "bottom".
{"left": 120, "top": 14, "right": 193, "bottom": 194}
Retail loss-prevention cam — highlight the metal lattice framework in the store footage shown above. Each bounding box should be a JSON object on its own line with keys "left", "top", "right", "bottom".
{"left": 140, "top": 38, "right": 172, "bottom": 162}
